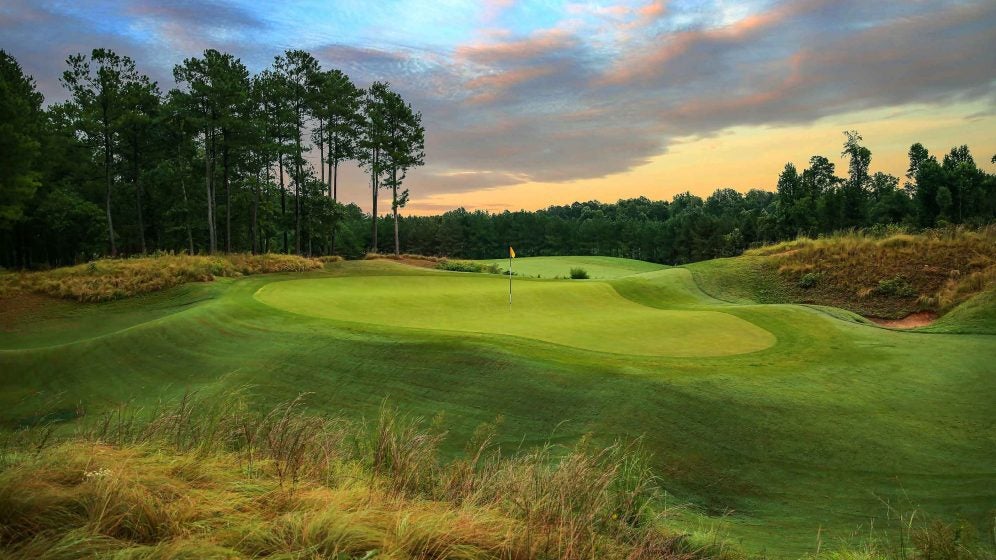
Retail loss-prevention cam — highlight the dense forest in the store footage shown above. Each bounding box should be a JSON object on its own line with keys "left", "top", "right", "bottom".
{"left": 392, "top": 139, "right": 996, "bottom": 263}
{"left": 1, "top": 48, "right": 423, "bottom": 267}
{"left": 2, "top": 49, "right": 994, "bottom": 267}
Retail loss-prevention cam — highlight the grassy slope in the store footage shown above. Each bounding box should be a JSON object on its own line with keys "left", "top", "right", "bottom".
{"left": 1, "top": 257, "right": 994, "bottom": 556}
{"left": 694, "top": 230, "right": 996, "bottom": 322}
{"left": 472, "top": 255, "right": 667, "bottom": 279}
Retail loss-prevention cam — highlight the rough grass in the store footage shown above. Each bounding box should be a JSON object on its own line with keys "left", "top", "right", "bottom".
{"left": 0, "top": 393, "right": 727, "bottom": 560}
{"left": 4, "top": 394, "right": 989, "bottom": 560}
{"left": 708, "top": 227, "right": 996, "bottom": 319}
{"left": 0, "top": 253, "right": 323, "bottom": 302}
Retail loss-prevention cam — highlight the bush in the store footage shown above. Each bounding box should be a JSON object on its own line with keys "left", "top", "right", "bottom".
{"left": 798, "top": 271, "right": 823, "bottom": 289}
{"left": 570, "top": 267, "right": 590, "bottom": 279}
{"left": 436, "top": 260, "right": 503, "bottom": 274}
{"left": 874, "top": 276, "right": 916, "bottom": 298}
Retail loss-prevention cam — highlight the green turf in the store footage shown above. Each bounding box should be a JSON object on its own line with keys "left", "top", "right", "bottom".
{"left": 923, "top": 289, "right": 996, "bottom": 334}
{"left": 254, "top": 273, "right": 774, "bottom": 357}
{"left": 472, "top": 255, "right": 667, "bottom": 278}
{"left": 1, "top": 256, "right": 994, "bottom": 557}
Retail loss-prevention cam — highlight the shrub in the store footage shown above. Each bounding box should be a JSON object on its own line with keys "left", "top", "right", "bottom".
{"left": 435, "top": 260, "right": 504, "bottom": 274}
{"left": 798, "top": 271, "right": 823, "bottom": 289}
{"left": 874, "top": 276, "right": 916, "bottom": 298}
{"left": 570, "top": 267, "right": 590, "bottom": 279}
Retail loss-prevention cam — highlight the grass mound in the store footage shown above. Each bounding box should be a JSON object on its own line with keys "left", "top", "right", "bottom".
{"left": 695, "top": 227, "right": 996, "bottom": 320}
{"left": 0, "top": 253, "right": 323, "bottom": 302}
{"left": 0, "top": 393, "right": 726, "bottom": 560}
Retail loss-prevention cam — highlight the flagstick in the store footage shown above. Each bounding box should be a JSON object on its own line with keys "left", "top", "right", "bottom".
{"left": 508, "top": 250, "right": 512, "bottom": 305}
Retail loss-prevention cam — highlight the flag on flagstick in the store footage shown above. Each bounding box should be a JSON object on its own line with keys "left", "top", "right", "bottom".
{"left": 508, "top": 246, "right": 515, "bottom": 304}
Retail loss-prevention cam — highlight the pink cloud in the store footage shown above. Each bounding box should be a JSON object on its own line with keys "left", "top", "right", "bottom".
{"left": 464, "top": 65, "right": 555, "bottom": 104}
{"left": 455, "top": 29, "right": 576, "bottom": 65}
{"left": 600, "top": 0, "right": 821, "bottom": 85}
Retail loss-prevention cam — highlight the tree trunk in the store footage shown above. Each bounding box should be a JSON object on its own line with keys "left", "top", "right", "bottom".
{"left": 252, "top": 166, "right": 262, "bottom": 254}
{"left": 371, "top": 147, "right": 379, "bottom": 252}
{"left": 393, "top": 166, "right": 399, "bottom": 257}
{"left": 223, "top": 133, "right": 231, "bottom": 253}
{"left": 102, "top": 101, "right": 117, "bottom": 257}
{"left": 133, "top": 139, "right": 146, "bottom": 254}
{"left": 330, "top": 159, "right": 338, "bottom": 254}
{"left": 279, "top": 152, "right": 287, "bottom": 253}
{"left": 178, "top": 141, "right": 194, "bottom": 255}
{"left": 318, "top": 119, "right": 325, "bottom": 187}
{"left": 294, "top": 103, "right": 302, "bottom": 255}
{"left": 205, "top": 128, "right": 216, "bottom": 254}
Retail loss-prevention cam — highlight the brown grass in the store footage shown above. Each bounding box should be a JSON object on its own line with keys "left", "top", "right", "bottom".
{"left": 0, "top": 392, "right": 729, "bottom": 560}
{"left": 2, "top": 393, "right": 988, "bottom": 560}
{"left": 0, "top": 253, "right": 323, "bottom": 302}
{"left": 749, "top": 227, "right": 996, "bottom": 318}
{"left": 365, "top": 253, "right": 445, "bottom": 262}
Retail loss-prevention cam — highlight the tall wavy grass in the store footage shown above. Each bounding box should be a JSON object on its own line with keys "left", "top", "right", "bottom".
{"left": 3, "top": 392, "right": 991, "bottom": 559}
{"left": 748, "top": 226, "right": 996, "bottom": 317}
{"left": 0, "top": 253, "right": 324, "bottom": 302}
{"left": 0, "top": 392, "right": 725, "bottom": 560}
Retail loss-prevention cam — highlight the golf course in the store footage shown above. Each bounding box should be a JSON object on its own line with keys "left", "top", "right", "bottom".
{"left": 2, "top": 252, "right": 994, "bottom": 557}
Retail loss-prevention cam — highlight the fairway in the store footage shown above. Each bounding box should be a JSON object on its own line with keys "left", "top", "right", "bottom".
{"left": 254, "top": 273, "right": 775, "bottom": 357}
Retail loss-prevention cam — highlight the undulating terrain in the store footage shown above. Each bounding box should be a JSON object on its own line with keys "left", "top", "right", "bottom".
{"left": 1, "top": 241, "right": 994, "bottom": 558}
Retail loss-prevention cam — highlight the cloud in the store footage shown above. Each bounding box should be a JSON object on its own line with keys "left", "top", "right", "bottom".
{"left": 0, "top": 0, "right": 266, "bottom": 101}
{"left": 4, "top": 0, "right": 994, "bottom": 200}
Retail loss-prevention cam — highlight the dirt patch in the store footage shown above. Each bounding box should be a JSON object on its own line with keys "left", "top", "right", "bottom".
{"left": 867, "top": 311, "right": 938, "bottom": 329}
{"left": 394, "top": 257, "right": 440, "bottom": 269}
{"left": 0, "top": 293, "right": 67, "bottom": 332}
{"left": 365, "top": 253, "right": 443, "bottom": 269}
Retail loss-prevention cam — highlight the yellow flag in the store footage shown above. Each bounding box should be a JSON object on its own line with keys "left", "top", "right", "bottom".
{"left": 509, "top": 246, "right": 516, "bottom": 258}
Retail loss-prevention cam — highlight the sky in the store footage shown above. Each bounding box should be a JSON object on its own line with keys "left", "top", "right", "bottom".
{"left": 3, "top": 0, "right": 995, "bottom": 214}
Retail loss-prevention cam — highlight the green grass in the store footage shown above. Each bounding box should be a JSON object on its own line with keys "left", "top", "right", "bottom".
{"left": 1, "top": 255, "right": 994, "bottom": 557}
{"left": 472, "top": 255, "right": 667, "bottom": 279}
{"left": 254, "top": 273, "right": 774, "bottom": 357}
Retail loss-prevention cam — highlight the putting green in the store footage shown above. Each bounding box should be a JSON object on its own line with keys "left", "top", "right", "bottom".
{"left": 473, "top": 255, "right": 667, "bottom": 279}
{"left": 254, "top": 275, "right": 775, "bottom": 357}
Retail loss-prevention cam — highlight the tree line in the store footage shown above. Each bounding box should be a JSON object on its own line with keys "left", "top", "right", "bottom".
{"left": 1, "top": 48, "right": 423, "bottom": 267}
{"left": 2, "top": 49, "right": 995, "bottom": 268}
{"left": 374, "top": 131, "right": 995, "bottom": 263}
